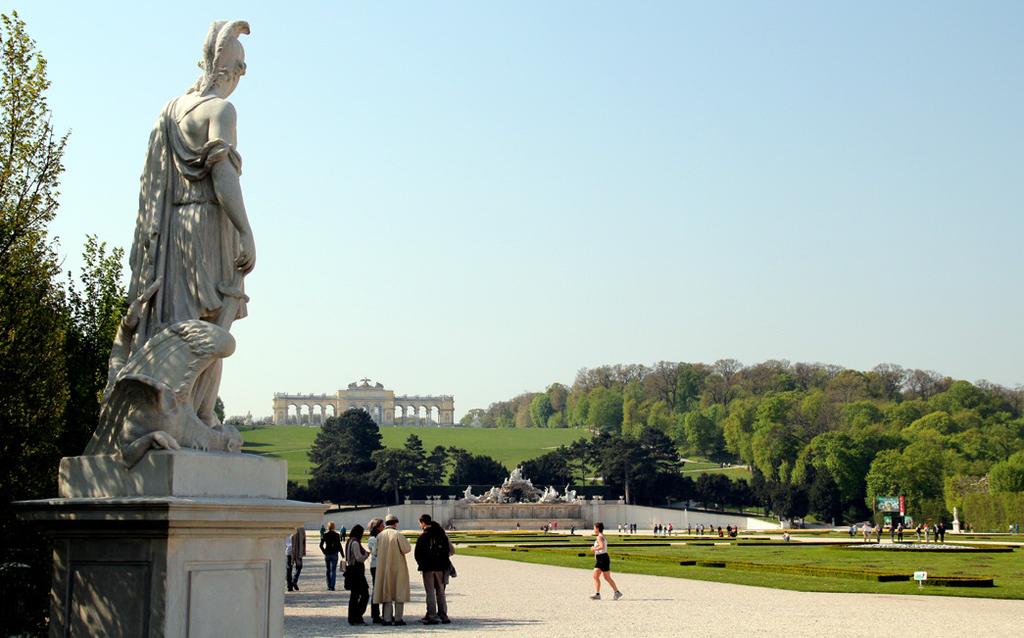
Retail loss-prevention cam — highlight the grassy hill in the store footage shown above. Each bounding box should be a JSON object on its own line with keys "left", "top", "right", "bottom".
{"left": 241, "top": 425, "right": 590, "bottom": 484}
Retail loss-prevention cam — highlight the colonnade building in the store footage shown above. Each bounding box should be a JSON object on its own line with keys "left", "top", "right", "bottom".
{"left": 272, "top": 379, "right": 455, "bottom": 426}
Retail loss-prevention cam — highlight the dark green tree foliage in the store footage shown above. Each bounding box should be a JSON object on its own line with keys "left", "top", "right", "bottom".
{"left": 447, "top": 447, "right": 507, "bottom": 485}
{"left": 61, "top": 236, "right": 126, "bottom": 455}
{"left": 520, "top": 449, "right": 573, "bottom": 486}
{"left": 401, "top": 433, "right": 433, "bottom": 485}
{"left": 695, "top": 473, "right": 732, "bottom": 509}
{"left": 768, "top": 482, "right": 810, "bottom": 522}
{"left": 808, "top": 469, "right": 843, "bottom": 524}
{"left": 0, "top": 13, "right": 70, "bottom": 635}
{"left": 592, "top": 428, "right": 683, "bottom": 504}
{"left": 309, "top": 409, "right": 383, "bottom": 502}
{"left": 369, "top": 448, "right": 424, "bottom": 504}
{"left": 425, "top": 445, "right": 449, "bottom": 484}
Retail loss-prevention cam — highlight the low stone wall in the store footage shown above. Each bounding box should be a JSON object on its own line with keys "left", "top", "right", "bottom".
{"left": 449, "top": 518, "right": 590, "bottom": 531}
{"left": 320, "top": 499, "right": 780, "bottom": 532}
{"left": 458, "top": 502, "right": 583, "bottom": 520}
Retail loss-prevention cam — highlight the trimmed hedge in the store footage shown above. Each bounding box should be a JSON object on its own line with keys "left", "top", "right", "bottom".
{"left": 924, "top": 575, "right": 995, "bottom": 587}
{"left": 962, "top": 492, "right": 1024, "bottom": 532}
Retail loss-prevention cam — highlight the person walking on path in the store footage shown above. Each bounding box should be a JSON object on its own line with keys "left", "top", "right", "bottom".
{"left": 589, "top": 522, "right": 622, "bottom": 601}
{"left": 344, "top": 525, "right": 370, "bottom": 625}
{"left": 374, "top": 514, "right": 412, "bottom": 625}
{"left": 288, "top": 526, "right": 306, "bottom": 591}
{"left": 367, "top": 518, "right": 384, "bottom": 624}
{"left": 285, "top": 533, "right": 293, "bottom": 592}
{"left": 415, "top": 514, "right": 454, "bottom": 625}
{"left": 319, "top": 521, "right": 344, "bottom": 591}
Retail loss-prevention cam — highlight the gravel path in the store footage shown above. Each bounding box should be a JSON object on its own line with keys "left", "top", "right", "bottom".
{"left": 286, "top": 539, "right": 1023, "bottom": 637}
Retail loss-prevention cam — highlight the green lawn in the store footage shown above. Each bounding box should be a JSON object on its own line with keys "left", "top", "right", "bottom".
{"left": 681, "top": 457, "right": 752, "bottom": 480}
{"left": 241, "top": 425, "right": 590, "bottom": 484}
{"left": 457, "top": 534, "right": 1024, "bottom": 599}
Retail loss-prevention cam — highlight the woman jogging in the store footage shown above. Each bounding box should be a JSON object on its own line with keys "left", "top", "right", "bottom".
{"left": 589, "top": 522, "right": 623, "bottom": 600}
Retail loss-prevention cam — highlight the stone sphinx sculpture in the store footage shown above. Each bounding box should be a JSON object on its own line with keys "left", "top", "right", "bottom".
{"left": 85, "top": 20, "right": 254, "bottom": 467}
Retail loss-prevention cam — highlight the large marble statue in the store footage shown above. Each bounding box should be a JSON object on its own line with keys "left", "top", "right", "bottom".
{"left": 86, "top": 21, "right": 253, "bottom": 466}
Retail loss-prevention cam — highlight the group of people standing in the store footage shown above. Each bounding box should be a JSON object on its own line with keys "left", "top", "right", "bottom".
{"left": 848, "top": 521, "right": 947, "bottom": 543}
{"left": 291, "top": 514, "right": 455, "bottom": 626}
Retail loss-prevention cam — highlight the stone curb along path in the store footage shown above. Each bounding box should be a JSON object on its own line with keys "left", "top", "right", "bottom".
{"left": 285, "top": 537, "right": 1024, "bottom": 637}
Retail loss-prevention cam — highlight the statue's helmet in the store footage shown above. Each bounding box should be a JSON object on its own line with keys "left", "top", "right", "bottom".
{"left": 190, "top": 20, "right": 250, "bottom": 95}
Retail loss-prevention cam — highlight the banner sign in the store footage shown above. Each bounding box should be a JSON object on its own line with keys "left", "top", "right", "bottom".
{"left": 876, "top": 496, "right": 900, "bottom": 512}
{"left": 899, "top": 495, "right": 906, "bottom": 515}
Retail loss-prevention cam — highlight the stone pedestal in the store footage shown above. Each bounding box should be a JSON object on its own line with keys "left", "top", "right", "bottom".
{"left": 16, "top": 452, "right": 322, "bottom": 638}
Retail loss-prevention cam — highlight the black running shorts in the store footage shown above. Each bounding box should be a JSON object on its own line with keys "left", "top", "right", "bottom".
{"left": 595, "top": 553, "right": 610, "bottom": 572}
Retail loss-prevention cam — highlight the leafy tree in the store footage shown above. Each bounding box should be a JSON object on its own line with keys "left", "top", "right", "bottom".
{"left": 593, "top": 428, "right": 681, "bottom": 504}
{"left": 751, "top": 422, "right": 799, "bottom": 482}
{"left": 564, "top": 439, "right": 592, "bottom": 486}
{"left": 0, "top": 13, "right": 70, "bottom": 634}
{"left": 808, "top": 469, "right": 843, "bottom": 524}
{"left": 546, "top": 382, "right": 569, "bottom": 412}
{"left": 722, "top": 398, "right": 757, "bottom": 464}
{"left": 865, "top": 439, "right": 947, "bottom": 522}
{"left": 988, "top": 451, "right": 1024, "bottom": 493}
{"left": 369, "top": 448, "right": 423, "bottom": 504}
{"left": 308, "top": 409, "right": 383, "bottom": 502}
{"left": 514, "top": 398, "right": 533, "bottom": 428}
{"left": 695, "top": 473, "right": 731, "bottom": 509}
{"left": 448, "top": 448, "right": 507, "bottom": 485}
{"left": 683, "top": 410, "right": 722, "bottom": 457}
{"left": 768, "top": 482, "right": 809, "bottom": 522}
{"left": 529, "top": 393, "right": 553, "bottom": 428}
{"left": 425, "top": 445, "right": 448, "bottom": 483}
{"left": 730, "top": 478, "right": 756, "bottom": 508}
{"left": 60, "top": 236, "right": 127, "bottom": 455}
{"left": 403, "top": 433, "right": 430, "bottom": 484}
{"left": 587, "top": 386, "right": 623, "bottom": 434}
{"left": 520, "top": 449, "right": 573, "bottom": 486}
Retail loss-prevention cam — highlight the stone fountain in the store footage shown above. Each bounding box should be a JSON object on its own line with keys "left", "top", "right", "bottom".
{"left": 451, "top": 466, "right": 587, "bottom": 531}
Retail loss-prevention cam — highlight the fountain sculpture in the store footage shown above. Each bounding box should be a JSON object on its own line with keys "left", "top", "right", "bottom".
{"left": 452, "top": 466, "right": 588, "bottom": 530}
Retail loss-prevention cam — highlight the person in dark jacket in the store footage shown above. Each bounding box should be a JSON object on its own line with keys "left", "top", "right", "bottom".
{"left": 319, "top": 521, "right": 344, "bottom": 590}
{"left": 345, "top": 525, "right": 370, "bottom": 625}
{"left": 414, "top": 514, "right": 453, "bottom": 625}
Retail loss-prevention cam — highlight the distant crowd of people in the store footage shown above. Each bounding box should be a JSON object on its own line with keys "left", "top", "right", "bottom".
{"left": 286, "top": 513, "right": 455, "bottom": 626}
{"left": 847, "top": 521, "right": 947, "bottom": 543}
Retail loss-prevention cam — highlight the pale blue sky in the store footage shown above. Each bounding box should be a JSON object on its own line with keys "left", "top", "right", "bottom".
{"left": 10, "top": 1, "right": 1023, "bottom": 419}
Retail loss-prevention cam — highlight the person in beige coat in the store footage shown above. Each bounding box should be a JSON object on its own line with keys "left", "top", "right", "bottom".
{"left": 373, "top": 514, "right": 412, "bottom": 625}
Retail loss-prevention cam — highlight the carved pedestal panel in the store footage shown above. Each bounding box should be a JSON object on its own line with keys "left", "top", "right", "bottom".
{"left": 16, "top": 453, "right": 322, "bottom": 638}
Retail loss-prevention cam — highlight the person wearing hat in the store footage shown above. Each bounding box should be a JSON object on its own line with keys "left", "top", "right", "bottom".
{"left": 373, "top": 514, "right": 412, "bottom": 625}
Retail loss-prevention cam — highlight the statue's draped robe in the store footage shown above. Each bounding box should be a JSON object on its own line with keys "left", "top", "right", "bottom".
{"left": 128, "top": 94, "right": 246, "bottom": 357}
{"left": 372, "top": 528, "right": 412, "bottom": 603}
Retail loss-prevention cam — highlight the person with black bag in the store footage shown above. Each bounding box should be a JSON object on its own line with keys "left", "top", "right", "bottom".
{"left": 414, "top": 513, "right": 454, "bottom": 625}
{"left": 343, "top": 524, "right": 370, "bottom": 625}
